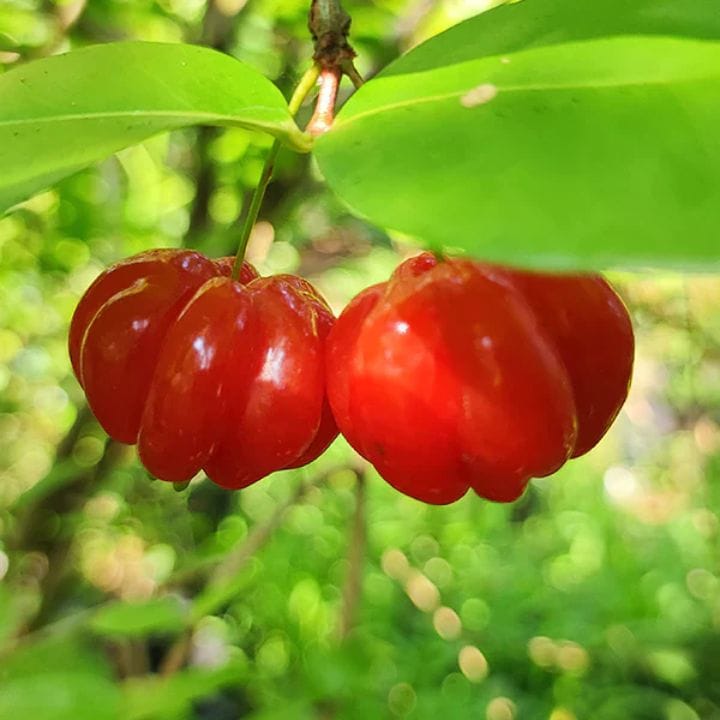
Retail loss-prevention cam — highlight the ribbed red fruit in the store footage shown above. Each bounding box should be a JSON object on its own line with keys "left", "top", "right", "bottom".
{"left": 69, "top": 249, "right": 337, "bottom": 488}
{"left": 326, "top": 253, "right": 634, "bottom": 505}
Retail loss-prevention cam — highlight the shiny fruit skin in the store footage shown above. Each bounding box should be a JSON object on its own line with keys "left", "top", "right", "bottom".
{"left": 326, "top": 253, "right": 634, "bottom": 505}
{"left": 506, "top": 269, "right": 634, "bottom": 457}
{"left": 70, "top": 249, "right": 337, "bottom": 486}
{"left": 200, "top": 275, "right": 336, "bottom": 489}
{"left": 69, "top": 250, "right": 223, "bottom": 443}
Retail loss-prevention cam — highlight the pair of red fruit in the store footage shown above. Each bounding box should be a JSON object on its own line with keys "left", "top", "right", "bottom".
{"left": 69, "top": 248, "right": 634, "bottom": 504}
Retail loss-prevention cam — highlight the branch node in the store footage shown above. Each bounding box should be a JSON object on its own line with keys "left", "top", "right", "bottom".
{"left": 308, "top": 0, "right": 356, "bottom": 69}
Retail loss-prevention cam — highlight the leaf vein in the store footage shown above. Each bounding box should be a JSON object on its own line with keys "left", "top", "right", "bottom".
{"left": 334, "top": 73, "right": 719, "bottom": 129}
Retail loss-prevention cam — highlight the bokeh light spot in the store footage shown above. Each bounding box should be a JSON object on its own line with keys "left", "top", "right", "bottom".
{"left": 486, "top": 696, "right": 515, "bottom": 720}
{"left": 458, "top": 645, "right": 488, "bottom": 682}
{"left": 433, "top": 606, "right": 462, "bottom": 640}
{"left": 381, "top": 548, "right": 410, "bottom": 582}
{"left": 405, "top": 570, "right": 440, "bottom": 612}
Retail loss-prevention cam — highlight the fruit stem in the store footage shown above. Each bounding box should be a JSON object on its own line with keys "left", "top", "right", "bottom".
{"left": 289, "top": 63, "right": 324, "bottom": 116}
{"left": 230, "top": 64, "right": 320, "bottom": 279}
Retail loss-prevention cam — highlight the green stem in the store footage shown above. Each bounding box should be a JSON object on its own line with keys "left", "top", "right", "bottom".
{"left": 288, "top": 64, "right": 323, "bottom": 116}
{"left": 231, "top": 65, "right": 320, "bottom": 279}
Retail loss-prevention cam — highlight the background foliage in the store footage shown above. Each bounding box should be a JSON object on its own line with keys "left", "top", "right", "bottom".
{"left": 1, "top": 1, "right": 720, "bottom": 719}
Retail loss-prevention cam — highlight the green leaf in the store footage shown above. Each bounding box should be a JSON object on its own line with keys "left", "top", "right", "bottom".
{"left": 0, "top": 635, "right": 114, "bottom": 683}
{"left": 0, "top": 674, "right": 120, "bottom": 720}
{"left": 0, "top": 41, "right": 309, "bottom": 214}
{"left": 90, "top": 596, "right": 188, "bottom": 638}
{"left": 383, "top": 0, "right": 720, "bottom": 75}
{"left": 315, "top": 35, "right": 720, "bottom": 269}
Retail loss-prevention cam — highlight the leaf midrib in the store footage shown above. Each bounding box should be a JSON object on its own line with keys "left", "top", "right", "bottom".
{"left": 334, "top": 71, "right": 720, "bottom": 130}
{"left": 0, "top": 107, "right": 283, "bottom": 130}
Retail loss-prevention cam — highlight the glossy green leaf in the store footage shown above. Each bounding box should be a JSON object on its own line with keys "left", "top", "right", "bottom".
{"left": 90, "top": 596, "right": 188, "bottom": 638}
{"left": 0, "top": 42, "right": 309, "bottom": 214}
{"left": 316, "top": 35, "right": 720, "bottom": 269}
{"left": 384, "top": 0, "right": 720, "bottom": 75}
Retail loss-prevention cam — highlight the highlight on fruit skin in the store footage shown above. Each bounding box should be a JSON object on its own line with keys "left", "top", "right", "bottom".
{"left": 325, "top": 253, "right": 635, "bottom": 505}
{"left": 69, "top": 249, "right": 338, "bottom": 489}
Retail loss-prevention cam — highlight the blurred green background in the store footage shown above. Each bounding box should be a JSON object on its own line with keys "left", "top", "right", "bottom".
{"left": 1, "top": 1, "right": 720, "bottom": 719}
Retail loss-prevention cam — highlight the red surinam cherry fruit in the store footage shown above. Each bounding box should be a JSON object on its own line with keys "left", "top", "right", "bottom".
{"left": 326, "top": 253, "right": 634, "bottom": 505}
{"left": 69, "top": 249, "right": 337, "bottom": 488}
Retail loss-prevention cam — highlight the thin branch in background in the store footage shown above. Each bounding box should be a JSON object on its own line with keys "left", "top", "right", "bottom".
{"left": 109, "top": 638, "right": 149, "bottom": 680}
{"left": 10, "top": 402, "right": 93, "bottom": 548}
{"left": 209, "top": 479, "right": 312, "bottom": 586}
{"left": 337, "top": 470, "right": 366, "bottom": 641}
{"left": 113, "top": 639, "right": 136, "bottom": 681}
{"left": 158, "top": 632, "right": 193, "bottom": 677}
{"left": 9, "top": 408, "right": 130, "bottom": 636}
{"left": 24, "top": 439, "right": 130, "bottom": 633}
{"left": 128, "top": 639, "right": 150, "bottom": 677}
{"left": 158, "top": 474, "right": 321, "bottom": 675}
